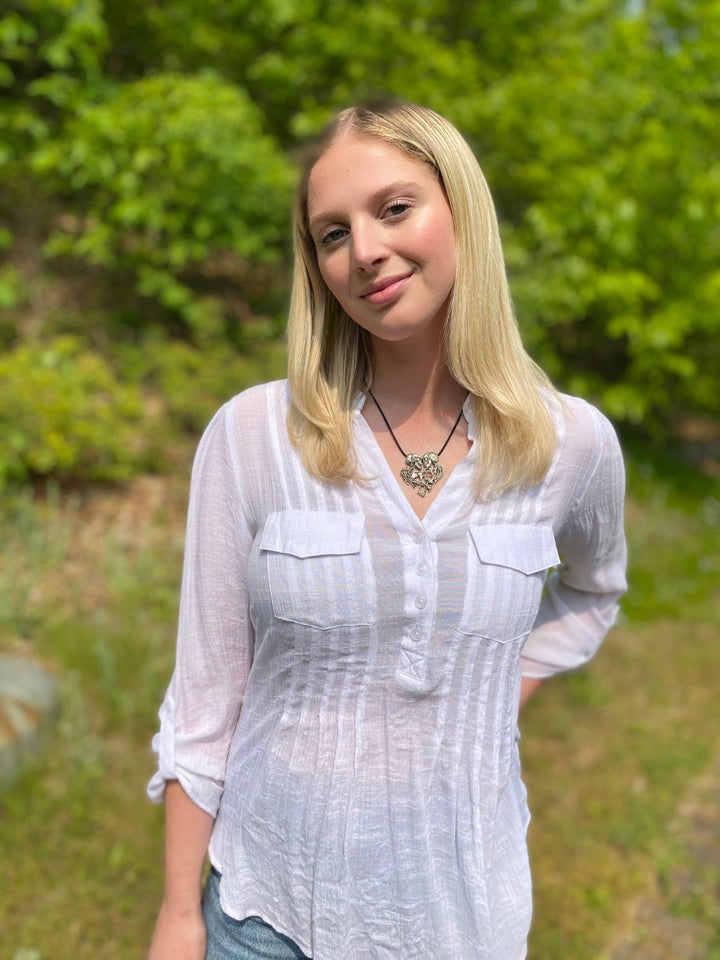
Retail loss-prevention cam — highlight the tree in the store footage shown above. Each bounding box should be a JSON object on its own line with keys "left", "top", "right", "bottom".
{"left": 481, "top": 1, "right": 720, "bottom": 424}
{"left": 1, "top": 0, "right": 717, "bottom": 436}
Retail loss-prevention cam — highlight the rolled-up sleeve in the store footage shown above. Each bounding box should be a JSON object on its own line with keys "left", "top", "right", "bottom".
{"left": 521, "top": 404, "right": 627, "bottom": 678}
{"left": 147, "top": 401, "right": 255, "bottom": 815}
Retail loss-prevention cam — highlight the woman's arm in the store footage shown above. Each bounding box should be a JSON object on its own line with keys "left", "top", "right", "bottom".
{"left": 521, "top": 401, "right": 627, "bottom": 679}
{"left": 148, "top": 781, "right": 215, "bottom": 960}
{"left": 148, "top": 400, "right": 258, "bottom": 956}
{"left": 519, "top": 675, "right": 544, "bottom": 709}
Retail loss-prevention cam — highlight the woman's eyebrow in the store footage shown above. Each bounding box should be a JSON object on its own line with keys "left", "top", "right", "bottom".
{"left": 308, "top": 180, "right": 422, "bottom": 232}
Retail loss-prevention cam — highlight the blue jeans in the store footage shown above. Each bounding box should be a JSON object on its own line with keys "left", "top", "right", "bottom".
{"left": 202, "top": 867, "right": 311, "bottom": 960}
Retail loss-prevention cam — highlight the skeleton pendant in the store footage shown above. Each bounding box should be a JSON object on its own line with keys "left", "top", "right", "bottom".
{"left": 400, "top": 452, "right": 444, "bottom": 497}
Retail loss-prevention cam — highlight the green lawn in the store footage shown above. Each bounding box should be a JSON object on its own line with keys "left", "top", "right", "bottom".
{"left": 1, "top": 444, "right": 718, "bottom": 960}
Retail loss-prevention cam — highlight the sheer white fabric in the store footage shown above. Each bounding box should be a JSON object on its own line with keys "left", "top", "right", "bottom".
{"left": 149, "top": 381, "right": 627, "bottom": 960}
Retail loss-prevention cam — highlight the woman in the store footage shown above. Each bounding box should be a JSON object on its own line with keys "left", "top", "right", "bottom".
{"left": 148, "top": 101, "right": 627, "bottom": 960}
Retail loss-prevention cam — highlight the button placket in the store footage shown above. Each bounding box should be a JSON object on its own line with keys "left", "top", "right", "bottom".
{"left": 399, "top": 528, "right": 434, "bottom": 680}
{"left": 411, "top": 530, "right": 430, "bottom": 619}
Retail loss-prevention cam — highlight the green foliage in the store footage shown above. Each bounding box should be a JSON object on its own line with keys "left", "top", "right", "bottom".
{"left": 0, "top": 262, "right": 25, "bottom": 308}
{"left": 0, "top": 323, "right": 287, "bottom": 490}
{"left": 620, "top": 445, "right": 720, "bottom": 622}
{"left": 1, "top": 1, "right": 292, "bottom": 334}
{"left": 491, "top": 5, "right": 720, "bottom": 424}
{"left": 0, "top": 336, "right": 161, "bottom": 486}
{"left": 114, "top": 330, "right": 288, "bottom": 432}
{"left": 0, "top": 0, "right": 718, "bottom": 479}
{"left": 0, "top": 482, "right": 73, "bottom": 636}
{"left": 0, "top": 0, "right": 108, "bottom": 174}
{"left": 32, "top": 71, "right": 293, "bottom": 332}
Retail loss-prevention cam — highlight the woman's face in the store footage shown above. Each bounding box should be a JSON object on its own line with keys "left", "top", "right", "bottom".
{"left": 306, "top": 133, "right": 456, "bottom": 349}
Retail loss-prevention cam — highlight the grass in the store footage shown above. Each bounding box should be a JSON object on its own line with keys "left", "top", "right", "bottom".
{"left": 0, "top": 475, "right": 186, "bottom": 960}
{"left": 524, "top": 448, "right": 720, "bottom": 958}
{"left": 0, "top": 440, "right": 718, "bottom": 960}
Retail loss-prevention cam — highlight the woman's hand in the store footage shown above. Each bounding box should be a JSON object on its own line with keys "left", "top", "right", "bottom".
{"left": 519, "top": 675, "right": 543, "bottom": 709}
{"left": 148, "top": 900, "right": 206, "bottom": 960}
{"left": 149, "top": 781, "right": 215, "bottom": 960}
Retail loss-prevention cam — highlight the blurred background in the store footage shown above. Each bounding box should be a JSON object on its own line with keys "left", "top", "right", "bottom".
{"left": 0, "top": 1, "right": 718, "bottom": 957}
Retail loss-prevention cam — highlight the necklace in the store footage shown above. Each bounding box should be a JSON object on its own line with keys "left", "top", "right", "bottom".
{"left": 368, "top": 390, "right": 466, "bottom": 498}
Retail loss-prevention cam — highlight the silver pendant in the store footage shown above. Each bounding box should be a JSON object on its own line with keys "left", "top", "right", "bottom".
{"left": 400, "top": 452, "right": 444, "bottom": 497}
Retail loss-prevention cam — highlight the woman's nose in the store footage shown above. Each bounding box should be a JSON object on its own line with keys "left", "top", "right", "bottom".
{"left": 350, "top": 221, "right": 386, "bottom": 270}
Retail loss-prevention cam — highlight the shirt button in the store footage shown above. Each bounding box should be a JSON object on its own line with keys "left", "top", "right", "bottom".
{"left": 414, "top": 595, "right": 427, "bottom": 610}
{"left": 413, "top": 532, "right": 424, "bottom": 545}
{"left": 411, "top": 629, "right": 422, "bottom": 642}
{"left": 416, "top": 562, "right": 428, "bottom": 577}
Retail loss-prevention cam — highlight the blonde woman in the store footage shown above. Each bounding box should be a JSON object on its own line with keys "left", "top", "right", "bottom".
{"left": 148, "top": 101, "right": 627, "bottom": 960}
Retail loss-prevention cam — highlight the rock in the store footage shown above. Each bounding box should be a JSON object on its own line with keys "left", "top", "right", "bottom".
{"left": 0, "top": 654, "right": 60, "bottom": 790}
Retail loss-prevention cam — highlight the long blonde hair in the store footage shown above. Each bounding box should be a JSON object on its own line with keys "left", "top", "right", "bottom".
{"left": 287, "top": 101, "right": 557, "bottom": 495}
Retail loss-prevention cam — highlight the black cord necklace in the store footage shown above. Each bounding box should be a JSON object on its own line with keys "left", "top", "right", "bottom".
{"left": 368, "top": 390, "right": 466, "bottom": 498}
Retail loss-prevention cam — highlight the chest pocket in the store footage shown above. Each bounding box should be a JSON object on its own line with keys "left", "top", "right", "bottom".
{"left": 260, "top": 510, "right": 374, "bottom": 629}
{"left": 459, "top": 524, "right": 559, "bottom": 643}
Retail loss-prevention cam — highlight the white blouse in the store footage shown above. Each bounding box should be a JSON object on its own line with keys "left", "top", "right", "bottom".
{"left": 149, "top": 380, "right": 627, "bottom": 960}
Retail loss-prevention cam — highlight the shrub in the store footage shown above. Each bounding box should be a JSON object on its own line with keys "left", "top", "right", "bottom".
{"left": 0, "top": 335, "right": 163, "bottom": 487}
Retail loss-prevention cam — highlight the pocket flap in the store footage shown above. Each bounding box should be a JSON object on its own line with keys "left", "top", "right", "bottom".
{"left": 261, "top": 511, "right": 365, "bottom": 559}
{"left": 469, "top": 524, "right": 559, "bottom": 575}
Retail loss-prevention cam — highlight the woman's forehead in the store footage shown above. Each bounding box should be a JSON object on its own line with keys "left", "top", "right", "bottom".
{"left": 306, "top": 134, "right": 435, "bottom": 216}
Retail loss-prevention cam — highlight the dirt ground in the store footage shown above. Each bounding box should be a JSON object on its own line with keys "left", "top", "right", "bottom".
{"left": 607, "top": 752, "right": 720, "bottom": 959}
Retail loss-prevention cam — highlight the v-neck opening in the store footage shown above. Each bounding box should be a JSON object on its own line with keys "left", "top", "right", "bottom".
{"left": 353, "top": 395, "right": 476, "bottom": 530}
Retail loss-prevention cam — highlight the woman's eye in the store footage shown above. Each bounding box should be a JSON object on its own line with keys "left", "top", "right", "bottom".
{"left": 318, "top": 227, "right": 347, "bottom": 245}
{"left": 384, "top": 201, "right": 411, "bottom": 217}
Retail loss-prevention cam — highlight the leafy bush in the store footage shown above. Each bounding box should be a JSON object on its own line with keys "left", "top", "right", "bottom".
{"left": 32, "top": 70, "right": 294, "bottom": 336}
{"left": 0, "top": 336, "right": 163, "bottom": 487}
{"left": 1, "top": 0, "right": 718, "bottom": 440}
{"left": 115, "top": 331, "right": 288, "bottom": 432}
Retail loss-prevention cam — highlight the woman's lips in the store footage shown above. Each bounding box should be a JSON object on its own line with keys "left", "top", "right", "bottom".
{"left": 360, "top": 273, "right": 412, "bottom": 306}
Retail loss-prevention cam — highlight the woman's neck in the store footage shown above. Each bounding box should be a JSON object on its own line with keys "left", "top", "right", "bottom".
{"left": 369, "top": 348, "right": 465, "bottom": 418}
{"left": 362, "top": 342, "right": 472, "bottom": 521}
